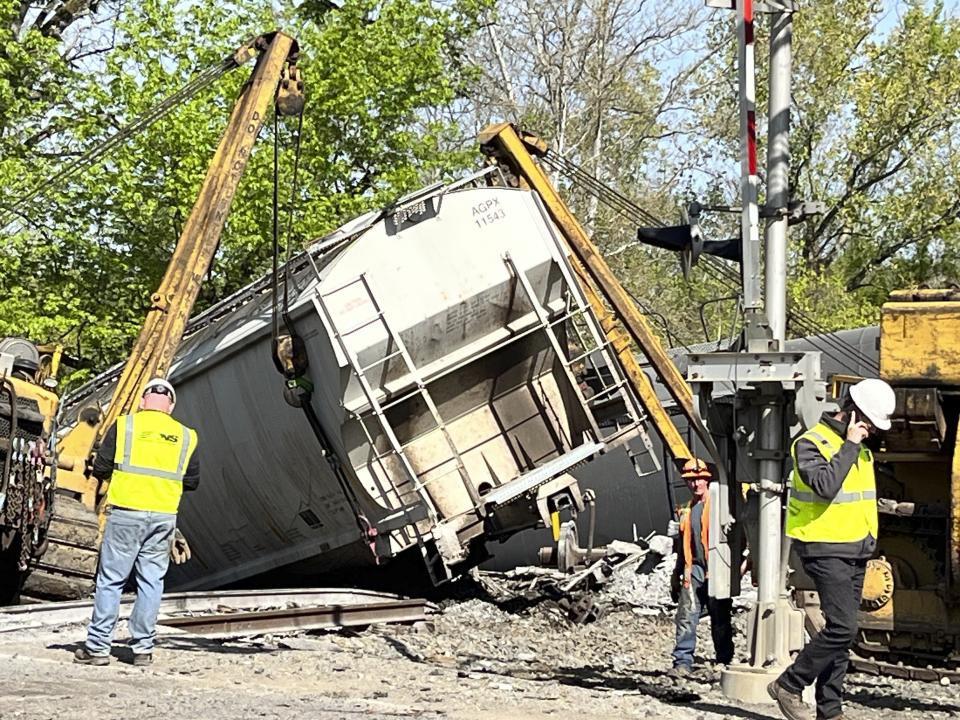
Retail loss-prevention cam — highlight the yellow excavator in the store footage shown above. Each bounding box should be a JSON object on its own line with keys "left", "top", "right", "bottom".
{"left": 2, "top": 31, "right": 303, "bottom": 602}
{"left": 0, "top": 341, "right": 62, "bottom": 602}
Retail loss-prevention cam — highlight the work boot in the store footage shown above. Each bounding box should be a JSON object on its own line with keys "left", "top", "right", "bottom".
{"left": 767, "top": 680, "right": 811, "bottom": 720}
{"left": 818, "top": 715, "right": 846, "bottom": 720}
{"left": 73, "top": 646, "right": 109, "bottom": 666}
{"left": 132, "top": 653, "right": 153, "bottom": 667}
{"left": 666, "top": 665, "right": 691, "bottom": 679}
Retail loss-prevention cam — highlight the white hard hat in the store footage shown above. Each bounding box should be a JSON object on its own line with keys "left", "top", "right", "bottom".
{"left": 849, "top": 378, "right": 895, "bottom": 431}
{"left": 143, "top": 377, "right": 176, "bottom": 406}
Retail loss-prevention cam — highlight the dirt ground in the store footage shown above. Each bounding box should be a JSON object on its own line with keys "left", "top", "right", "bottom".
{"left": 1, "top": 582, "right": 959, "bottom": 720}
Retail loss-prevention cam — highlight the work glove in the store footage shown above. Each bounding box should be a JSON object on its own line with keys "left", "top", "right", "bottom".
{"left": 666, "top": 519, "right": 680, "bottom": 538}
{"left": 170, "top": 528, "right": 191, "bottom": 565}
{"left": 670, "top": 571, "right": 681, "bottom": 604}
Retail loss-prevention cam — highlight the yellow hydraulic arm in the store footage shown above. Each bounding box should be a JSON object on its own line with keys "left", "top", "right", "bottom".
{"left": 479, "top": 123, "right": 713, "bottom": 466}
{"left": 56, "top": 31, "right": 304, "bottom": 506}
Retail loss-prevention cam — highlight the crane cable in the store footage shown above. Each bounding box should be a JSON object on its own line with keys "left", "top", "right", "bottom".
{"left": 282, "top": 110, "right": 305, "bottom": 328}
{"left": 539, "top": 150, "right": 880, "bottom": 376}
{"left": 0, "top": 56, "right": 240, "bottom": 232}
{"left": 268, "top": 107, "right": 373, "bottom": 543}
{"left": 538, "top": 153, "right": 691, "bottom": 348}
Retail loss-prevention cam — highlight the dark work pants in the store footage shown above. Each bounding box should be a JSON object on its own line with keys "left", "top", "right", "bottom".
{"left": 779, "top": 556, "right": 867, "bottom": 720}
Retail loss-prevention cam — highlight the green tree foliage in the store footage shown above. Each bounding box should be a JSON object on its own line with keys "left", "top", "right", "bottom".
{"left": 694, "top": 1, "right": 960, "bottom": 334}
{"left": 0, "top": 0, "right": 486, "bottom": 381}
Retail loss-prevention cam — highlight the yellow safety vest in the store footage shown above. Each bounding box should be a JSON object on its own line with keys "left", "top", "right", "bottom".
{"left": 785, "top": 421, "right": 877, "bottom": 543}
{"left": 107, "top": 410, "right": 197, "bottom": 514}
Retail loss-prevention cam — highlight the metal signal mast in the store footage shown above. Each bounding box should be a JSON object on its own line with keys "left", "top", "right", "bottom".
{"left": 696, "top": 0, "right": 825, "bottom": 703}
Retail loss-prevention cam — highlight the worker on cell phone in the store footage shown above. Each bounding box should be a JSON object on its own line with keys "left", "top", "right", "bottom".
{"left": 769, "top": 379, "right": 895, "bottom": 720}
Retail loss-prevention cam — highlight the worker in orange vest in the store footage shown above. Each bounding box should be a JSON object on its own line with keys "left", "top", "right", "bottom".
{"left": 667, "top": 457, "right": 734, "bottom": 677}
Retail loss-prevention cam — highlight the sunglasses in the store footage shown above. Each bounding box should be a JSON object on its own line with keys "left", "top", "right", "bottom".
{"left": 144, "top": 386, "right": 173, "bottom": 399}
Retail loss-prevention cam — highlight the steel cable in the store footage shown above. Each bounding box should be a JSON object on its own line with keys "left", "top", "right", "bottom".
{"left": 282, "top": 110, "right": 305, "bottom": 327}
{"left": 697, "top": 252, "right": 864, "bottom": 374}
{"left": 700, "top": 254, "right": 878, "bottom": 373}
{"left": 0, "top": 57, "right": 239, "bottom": 231}
{"left": 540, "top": 153, "right": 699, "bottom": 345}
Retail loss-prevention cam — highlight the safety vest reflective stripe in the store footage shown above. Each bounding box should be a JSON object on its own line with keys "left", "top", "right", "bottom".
{"left": 805, "top": 430, "right": 833, "bottom": 450}
{"left": 680, "top": 495, "right": 710, "bottom": 588}
{"left": 785, "top": 420, "right": 878, "bottom": 543}
{"left": 790, "top": 489, "right": 877, "bottom": 504}
{"left": 108, "top": 411, "right": 196, "bottom": 514}
{"left": 115, "top": 415, "right": 191, "bottom": 481}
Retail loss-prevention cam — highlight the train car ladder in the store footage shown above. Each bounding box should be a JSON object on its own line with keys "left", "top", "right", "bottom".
{"left": 311, "top": 272, "right": 481, "bottom": 583}
{"left": 501, "top": 252, "right": 660, "bottom": 475}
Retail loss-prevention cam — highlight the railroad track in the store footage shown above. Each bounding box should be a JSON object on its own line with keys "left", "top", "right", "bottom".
{"left": 0, "top": 587, "right": 432, "bottom": 636}
{"left": 159, "top": 599, "right": 430, "bottom": 637}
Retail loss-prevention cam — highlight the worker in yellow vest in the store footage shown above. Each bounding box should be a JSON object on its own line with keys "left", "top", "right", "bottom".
{"left": 74, "top": 378, "right": 199, "bottom": 667}
{"left": 769, "top": 378, "right": 895, "bottom": 720}
{"left": 667, "top": 457, "right": 733, "bottom": 677}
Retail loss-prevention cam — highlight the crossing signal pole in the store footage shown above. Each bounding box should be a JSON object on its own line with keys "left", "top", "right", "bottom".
{"left": 693, "top": 0, "right": 824, "bottom": 704}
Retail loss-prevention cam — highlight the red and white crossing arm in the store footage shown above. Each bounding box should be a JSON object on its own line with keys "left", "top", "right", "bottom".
{"left": 738, "top": 0, "right": 763, "bottom": 318}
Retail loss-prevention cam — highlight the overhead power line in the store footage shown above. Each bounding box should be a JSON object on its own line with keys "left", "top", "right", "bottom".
{"left": 538, "top": 150, "right": 880, "bottom": 376}
{"left": 0, "top": 55, "right": 240, "bottom": 232}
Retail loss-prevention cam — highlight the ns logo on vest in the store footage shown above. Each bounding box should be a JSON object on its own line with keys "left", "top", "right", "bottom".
{"left": 111, "top": 412, "right": 198, "bottom": 514}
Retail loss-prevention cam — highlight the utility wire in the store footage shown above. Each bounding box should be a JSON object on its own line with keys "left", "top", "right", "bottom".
{"left": 695, "top": 255, "right": 869, "bottom": 376}
{"left": 539, "top": 150, "right": 880, "bottom": 375}
{"left": 700, "top": 254, "right": 878, "bottom": 373}
{"left": 0, "top": 57, "right": 239, "bottom": 232}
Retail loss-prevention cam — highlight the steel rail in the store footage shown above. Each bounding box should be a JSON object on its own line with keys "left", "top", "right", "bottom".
{"left": 0, "top": 588, "right": 424, "bottom": 633}
{"left": 158, "top": 599, "right": 429, "bottom": 637}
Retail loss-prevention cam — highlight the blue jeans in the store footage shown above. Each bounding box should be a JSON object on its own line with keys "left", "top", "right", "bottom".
{"left": 671, "top": 564, "right": 734, "bottom": 669}
{"left": 85, "top": 508, "right": 176, "bottom": 656}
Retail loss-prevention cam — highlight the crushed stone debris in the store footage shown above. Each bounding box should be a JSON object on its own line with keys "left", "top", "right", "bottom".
{"left": 0, "top": 552, "right": 954, "bottom": 719}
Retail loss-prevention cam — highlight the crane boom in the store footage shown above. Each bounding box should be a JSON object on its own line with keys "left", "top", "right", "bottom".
{"left": 56, "top": 31, "right": 302, "bottom": 507}
{"left": 479, "top": 123, "right": 714, "bottom": 467}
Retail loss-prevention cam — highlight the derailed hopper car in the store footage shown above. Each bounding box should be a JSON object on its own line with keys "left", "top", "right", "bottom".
{"left": 62, "top": 172, "right": 654, "bottom": 589}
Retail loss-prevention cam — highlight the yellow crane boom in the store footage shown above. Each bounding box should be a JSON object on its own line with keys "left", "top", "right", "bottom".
{"left": 12, "top": 31, "right": 303, "bottom": 602}
{"left": 56, "top": 32, "right": 302, "bottom": 508}
{"left": 478, "top": 123, "right": 708, "bottom": 467}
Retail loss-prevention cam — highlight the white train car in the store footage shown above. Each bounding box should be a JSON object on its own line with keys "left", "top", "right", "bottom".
{"left": 63, "top": 171, "right": 652, "bottom": 589}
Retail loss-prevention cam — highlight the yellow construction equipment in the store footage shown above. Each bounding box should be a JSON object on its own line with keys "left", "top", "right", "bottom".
{"left": 0, "top": 341, "right": 62, "bottom": 603}
{"left": 4, "top": 31, "right": 303, "bottom": 602}
{"left": 851, "top": 289, "right": 960, "bottom": 677}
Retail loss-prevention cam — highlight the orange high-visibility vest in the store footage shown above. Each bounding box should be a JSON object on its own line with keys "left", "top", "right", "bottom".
{"left": 679, "top": 494, "right": 710, "bottom": 587}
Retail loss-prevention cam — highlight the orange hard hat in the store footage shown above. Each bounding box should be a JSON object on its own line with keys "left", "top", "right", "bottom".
{"left": 680, "top": 457, "right": 712, "bottom": 480}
